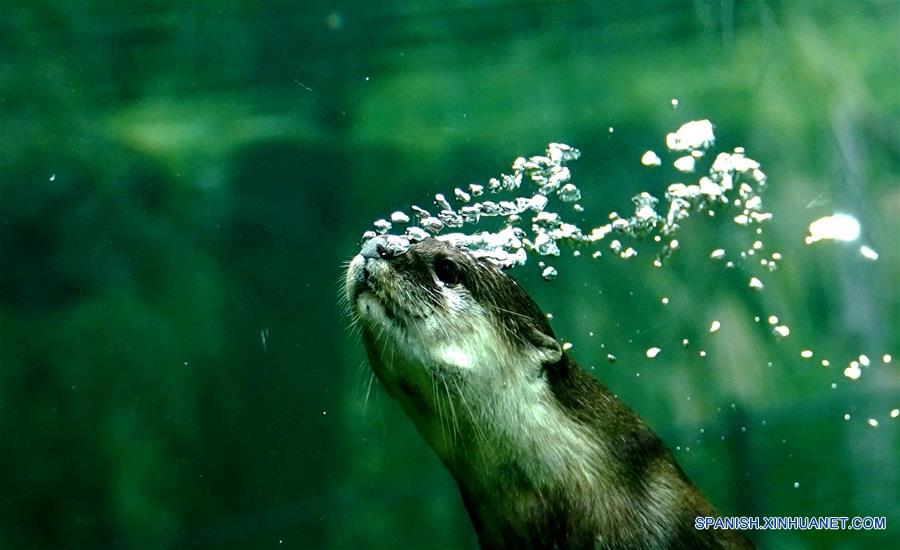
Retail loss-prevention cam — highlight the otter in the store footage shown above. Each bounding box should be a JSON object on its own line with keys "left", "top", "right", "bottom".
{"left": 345, "top": 235, "right": 753, "bottom": 549}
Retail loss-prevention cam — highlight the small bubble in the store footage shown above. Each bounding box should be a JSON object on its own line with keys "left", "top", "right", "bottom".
{"left": 682, "top": 338, "right": 690, "bottom": 347}
{"left": 661, "top": 297, "right": 669, "bottom": 305}
{"left": 859, "top": 354, "right": 870, "bottom": 367}
{"left": 891, "top": 409, "right": 899, "bottom": 418}
{"left": 646, "top": 347, "right": 662, "bottom": 359}
{"left": 768, "top": 315, "right": 779, "bottom": 325}
{"left": 843, "top": 413, "right": 851, "bottom": 420}
{"left": 800, "top": 350, "right": 813, "bottom": 359}
{"left": 843, "top": 364, "right": 862, "bottom": 380}
{"left": 710, "top": 249, "right": 726, "bottom": 259}
{"left": 390, "top": 211, "right": 410, "bottom": 223}
{"left": 673, "top": 155, "right": 696, "bottom": 173}
{"left": 607, "top": 354, "right": 617, "bottom": 363}
{"left": 373, "top": 219, "right": 392, "bottom": 234}
{"left": 773, "top": 325, "right": 790, "bottom": 337}
{"left": 562, "top": 342, "right": 573, "bottom": 351}
{"left": 793, "top": 482, "right": 800, "bottom": 489}
{"left": 709, "top": 320, "right": 721, "bottom": 333}
{"left": 859, "top": 245, "right": 879, "bottom": 260}
{"left": 670, "top": 98, "right": 680, "bottom": 108}
{"left": 821, "top": 359, "right": 830, "bottom": 367}
{"left": 699, "top": 350, "right": 707, "bottom": 358}
{"left": 641, "top": 150, "right": 662, "bottom": 167}
{"left": 867, "top": 418, "right": 879, "bottom": 428}
{"left": 749, "top": 277, "right": 764, "bottom": 290}
{"left": 830, "top": 383, "right": 837, "bottom": 389}
{"left": 883, "top": 354, "right": 893, "bottom": 364}
{"left": 541, "top": 266, "right": 558, "bottom": 280}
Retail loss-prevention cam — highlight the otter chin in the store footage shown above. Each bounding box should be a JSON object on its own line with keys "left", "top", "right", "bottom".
{"left": 345, "top": 236, "right": 753, "bottom": 549}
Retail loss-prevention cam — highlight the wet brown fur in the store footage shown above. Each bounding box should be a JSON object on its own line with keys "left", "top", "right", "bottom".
{"left": 348, "top": 238, "right": 754, "bottom": 549}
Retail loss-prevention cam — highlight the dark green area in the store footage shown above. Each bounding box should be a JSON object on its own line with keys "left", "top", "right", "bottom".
{"left": 1, "top": 1, "right": 897, "bottom": 548}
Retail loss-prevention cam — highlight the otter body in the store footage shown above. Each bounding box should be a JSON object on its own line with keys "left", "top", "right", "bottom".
{"left": 346, "top": 236, "right": 752, "bottom": 549}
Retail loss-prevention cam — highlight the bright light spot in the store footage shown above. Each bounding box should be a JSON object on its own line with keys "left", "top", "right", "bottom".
{"left": 859, "top": 245, "right": 879, "bottom": 260}
{"left": 670, "top": 98, "right": 680, "bottom": 108}
{"left": 773, "top": 325, "right": 790, "bottom": 337}
{"left": 800, "top": 350, "right": 813, "bottom": 359}
{"left": 749, "top": 277, "right": 764, "bottom": 290}
{"left": 821, "top": 359, "right": 830, "bottom": 367}
{"left": 884, "top": 354, "right": 893, "bottom": 364}
{"left": 793, "top": 482, "right": 800, "bottom": 489}
{"left": 661, "top": 297, "right": 669, "bottom": 305}
{"left": 709, "top": 320, "right": 721, "bottom": 333}
{"left": 768, "top": 315, "right": 779, "bottom": 325}
{"left": 843, "top": 413, "right": 851, "bottom": 420}
{"left": 646, "top": 347, "right": 662, "bottom": 359}
{"left": 439, "top": 345, "right": 474, "bottom": 369}
{"left": 710, "top": 248, "right": 725, "bottom": 259}
{"left": 859, "top": 354, "right": 870, "bottom": 367}
{"left": 641, "top": 150, "right": 662, "bottom": 166}
{"left": 562, "top": 342, "right": 573, "bottom": 351}
{"left": 890, "top": 409, "right": 899, "bottom": 419}
{"left": 805, "top": 213, "right": 860, "bottom": 244}
{"left": 867, "top": 418, "right": 879, "bottom": 428}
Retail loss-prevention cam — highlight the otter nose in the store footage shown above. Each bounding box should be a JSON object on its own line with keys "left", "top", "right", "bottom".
{"left": 360, "top": 235, "right": 409, "bottom": 260}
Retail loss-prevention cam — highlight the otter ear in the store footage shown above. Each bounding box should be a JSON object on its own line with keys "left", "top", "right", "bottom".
{"left": 527, "top": 326, "right": 562, "bottom": 364}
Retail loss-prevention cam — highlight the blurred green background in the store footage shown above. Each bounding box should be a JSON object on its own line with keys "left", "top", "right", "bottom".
{"left": 0, "top": 1, "right": 897, "bottom": 548}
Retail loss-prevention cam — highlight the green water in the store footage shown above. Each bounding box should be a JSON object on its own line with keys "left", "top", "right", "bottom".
{"left": 0, "top": 2, "right": 897, "bottom": 548}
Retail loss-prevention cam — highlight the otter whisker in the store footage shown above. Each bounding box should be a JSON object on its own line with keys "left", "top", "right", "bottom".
{"left": 364, "top": 372, "right": 376, "bottom": 409}
{"left": 441, "top": 376, "right": 459, "bottom": 450}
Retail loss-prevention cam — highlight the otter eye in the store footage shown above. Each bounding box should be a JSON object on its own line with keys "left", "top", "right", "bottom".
{"left": 434, "top": 256, "right": 460, "bottom": 286}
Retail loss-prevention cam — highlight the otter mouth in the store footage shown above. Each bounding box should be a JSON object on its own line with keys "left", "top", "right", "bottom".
{"left": 348, "top": 255, "right": 405, "bottom": 326}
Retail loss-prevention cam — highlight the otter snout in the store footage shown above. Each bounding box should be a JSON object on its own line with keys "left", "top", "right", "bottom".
{"left": 346, "top": 235, "right": 414, "bottom": 318}
{"left": 360, "top": 235, "right": 410, "bottom": 260}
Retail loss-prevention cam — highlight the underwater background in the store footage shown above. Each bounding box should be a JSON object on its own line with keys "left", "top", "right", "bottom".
{"left": 0, "top": 1, "right": 897, "bottom": 548}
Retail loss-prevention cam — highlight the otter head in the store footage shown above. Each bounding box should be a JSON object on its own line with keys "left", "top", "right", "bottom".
{"left": 345, "top": 236, "right": 563, "bottom": 453}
